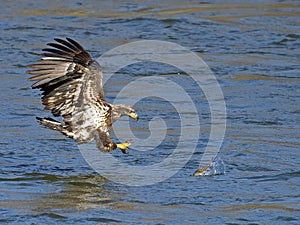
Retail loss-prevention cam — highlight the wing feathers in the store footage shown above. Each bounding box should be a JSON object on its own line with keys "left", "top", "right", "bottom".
{"left": 28, "top": 37, "right": 107, "bottom": 145}
{"left": 54, "top": 38, "right": 81, "bottom": 52}
{"left": 42, "top": 48, "right": 74, "bottom": 60}
{"left": 66, "top": 37, "right": 86, "bottom": 51}
{"left": 47, "top": 42, "right": 75, "bottom": 53}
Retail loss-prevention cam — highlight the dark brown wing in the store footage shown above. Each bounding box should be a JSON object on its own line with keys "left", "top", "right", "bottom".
{"left": 27, "top": 38, "right": 107, "bottom": 143}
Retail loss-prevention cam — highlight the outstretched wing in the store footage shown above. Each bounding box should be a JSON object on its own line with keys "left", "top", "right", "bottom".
{"left": 27, "top": 38, "right": 107, "bottom": 143}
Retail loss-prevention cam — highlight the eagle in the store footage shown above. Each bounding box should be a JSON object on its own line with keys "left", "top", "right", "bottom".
{"left": 27, "top": 37, "right": 138, "bottom": 153}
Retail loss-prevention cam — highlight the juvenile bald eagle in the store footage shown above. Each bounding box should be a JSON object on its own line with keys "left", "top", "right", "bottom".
{"left": 27, "top": 38, "right": 138, "bottom": 153}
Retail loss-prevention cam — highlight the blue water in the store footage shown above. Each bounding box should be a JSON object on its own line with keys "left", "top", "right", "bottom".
{"left": 1, "top": 1, "right": 300, "bottom": 224}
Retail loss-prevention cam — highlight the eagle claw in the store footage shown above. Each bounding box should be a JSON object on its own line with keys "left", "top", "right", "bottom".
{"left": 117, "top": 141, "right": 131, "bottom": 154}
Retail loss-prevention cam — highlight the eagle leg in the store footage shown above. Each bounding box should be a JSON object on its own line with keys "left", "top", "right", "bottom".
{"left": 96, "top": 130, "right": 130, "bottom": 153}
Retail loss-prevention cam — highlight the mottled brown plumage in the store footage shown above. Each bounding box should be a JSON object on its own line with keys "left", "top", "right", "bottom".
{"left": 27, "top": 38, "right": 137, "bottom": 153}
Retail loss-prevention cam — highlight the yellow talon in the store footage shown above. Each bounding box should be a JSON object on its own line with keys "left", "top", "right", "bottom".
{"left": 117, "top": 141, "right": 131, "bottom": 153}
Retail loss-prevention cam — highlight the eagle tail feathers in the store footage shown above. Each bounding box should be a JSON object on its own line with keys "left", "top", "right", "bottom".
{"left": 36, "top": 117, "right": 73, "bottom": 138}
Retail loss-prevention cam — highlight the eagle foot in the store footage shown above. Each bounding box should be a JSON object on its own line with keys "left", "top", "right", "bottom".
{"left": 116, "top": 141, "right": 131, "bottom": 154}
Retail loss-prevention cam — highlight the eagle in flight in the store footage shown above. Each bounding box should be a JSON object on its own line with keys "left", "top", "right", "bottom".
{"left": 27, "top": 38, "right": 138, "bottom": 153}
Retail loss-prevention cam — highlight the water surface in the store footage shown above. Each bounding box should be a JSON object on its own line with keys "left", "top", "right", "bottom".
{"left": 1, "top": 0, "right": 299, "bottom": 224}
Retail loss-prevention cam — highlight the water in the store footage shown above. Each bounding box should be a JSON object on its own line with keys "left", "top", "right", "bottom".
{"left": 1, "top": 0, "right": 300, "bottom": 224}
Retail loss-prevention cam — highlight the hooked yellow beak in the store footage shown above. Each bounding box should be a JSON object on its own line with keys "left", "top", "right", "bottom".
{"left": 129, "top": 112, "right": 138, "bottom": 121}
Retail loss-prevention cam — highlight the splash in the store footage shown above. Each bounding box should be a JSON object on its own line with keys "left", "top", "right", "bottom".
{"left": 193, "top": 157, "right": 225, "bottom": 176}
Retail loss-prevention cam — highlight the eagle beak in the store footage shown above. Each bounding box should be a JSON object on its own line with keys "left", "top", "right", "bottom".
{"left": 129, "top": 112, "right": 139, "bottom": 121}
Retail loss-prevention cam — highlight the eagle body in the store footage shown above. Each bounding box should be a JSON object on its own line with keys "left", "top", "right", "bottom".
{"left": 27, "top": 38, "right": 137, "bottom": 153}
